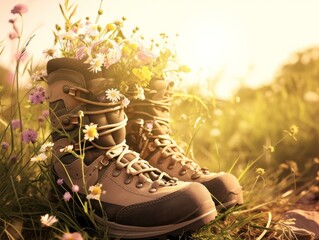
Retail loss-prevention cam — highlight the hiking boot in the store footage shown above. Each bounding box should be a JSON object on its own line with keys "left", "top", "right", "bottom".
{"left": 47, "top": 58, "right": 217, "bottom": 239}
{"left": 126, "top": 79, "right": 243, "bottom": 209}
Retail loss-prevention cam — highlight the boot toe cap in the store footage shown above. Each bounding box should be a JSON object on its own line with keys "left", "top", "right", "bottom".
{"left": 115, "top": 182, "right": 216, "bottom": 227}
{"left": 202, "top": 172, "right": 243, "bottom": 208}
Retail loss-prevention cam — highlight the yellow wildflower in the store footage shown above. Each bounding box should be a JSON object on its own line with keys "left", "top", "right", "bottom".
{"left": 106, "top": 23, "right": 116, "bottom": 32}
{"left": 264, "top": 145, "right": 275, "bottom": 152}
{"left": 179, "top": 65, "right": 191, "bottom": 73}
{"left": 129, "top": 43, "right": 138, "bottom": 51}
{"left": 132, "top": 66, "right": 151, "bottom": 82}
{"left": 256, "top": 168, "right": 265, "bottom": 176}
{"left": 285, "top": 124, "right": 299, "bottom": 141}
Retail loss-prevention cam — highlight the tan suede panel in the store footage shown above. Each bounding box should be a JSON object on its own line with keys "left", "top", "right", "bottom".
{"left": 48, "top": 69, "right": 86, "bottom": 111}
{"left": 54, "top": 156, "right": 192, "bottom": 206}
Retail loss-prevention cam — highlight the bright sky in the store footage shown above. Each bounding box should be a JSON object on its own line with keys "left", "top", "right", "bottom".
{"left": 1, "top": 0, "right": 319, "bottom": 98}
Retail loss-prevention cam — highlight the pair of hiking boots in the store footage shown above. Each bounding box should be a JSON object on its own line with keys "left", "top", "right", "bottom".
{"left": 47, "top": 58, "right": 243, "bottom": 239}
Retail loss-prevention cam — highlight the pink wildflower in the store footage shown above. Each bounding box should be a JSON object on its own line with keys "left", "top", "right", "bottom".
{"left": 137, "top": 48, "right": 157, "bottom": 64}
{"left": 29, "top": 86, "right": 47, "bottom": 104}
{"left": 11, "top": 119, "right": 21, "bottom": 130}
{"left": 146, "top": 122, "right": 154, "bottom": 130}
{"left": 63, "top": 192, "right": 72, "bottom": 202}
{"left": 72, "top": 185, "right": 80, "bottom": 193}
{"left": 76, "top": 46, "right": 87, "bottom": 60}
{"left": 61, "top": 232, "right": 84, "bottom": 240}
{"left": 1, "top": 142, "right": 9, "bottom": 150}
{"left": 57, "top": 178, "right": 64, "bottom": 185}
{"left": 21, "top": 129, "right": 37, "bottom": 144}
{"left": 11, "top": 4, "right": 28, "bottom": 15}
{"left": 121, "top": 98, "right": 130, "bottom": 108}
{"left": 9, "top": 32, "right": 18, "bottom": 40}
{"left": 104, "top": 47, "right": 121, "bottom": 68}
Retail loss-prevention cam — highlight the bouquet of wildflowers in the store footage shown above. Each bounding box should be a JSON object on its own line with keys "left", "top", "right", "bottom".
{"left": 44, "top": 0, "right": 190, "bottom": 98}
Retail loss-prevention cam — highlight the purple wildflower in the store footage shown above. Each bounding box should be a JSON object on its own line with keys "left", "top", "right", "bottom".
{"left": 57, "top": 178, "right": 64, "bottom": 185}
{"left": 11, "top": 119, "right": 21, "bottom": 130}
{"left": 63, "top": 192, "right": 72, "bottom": 202}
{"left": 11, "top": 4, "right": 28, "bottom": 15}
{"left": 29, "top": 86, "right": 47, "bottom": 104}
{"left": 1, "top": 142, "right": 9, "bottom": 150}
{"left": 21, "top": 129, "right": 37, "bottom": 144}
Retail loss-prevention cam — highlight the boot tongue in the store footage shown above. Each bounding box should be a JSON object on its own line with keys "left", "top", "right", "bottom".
{"left": 87, "top": 77, "right": 116, "bottom": 101}
{"left": 146, "top": 79, "right": 169, "bottom": 100}
{"left": 147, "top": 120, "right": 170, "bottom": 136}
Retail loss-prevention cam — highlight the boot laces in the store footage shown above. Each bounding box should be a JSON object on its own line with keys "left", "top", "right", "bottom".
{"left": 67, "top": 85, "right": 175, "bottom": 192}
{"left": 128, "top": 84, "right": 209, "bottom": 179}
{"left": 106, "top": 141, "right": 173, "bottom": 191}
{"left": 147, "top": 122, "right": 207, "bottom": 178}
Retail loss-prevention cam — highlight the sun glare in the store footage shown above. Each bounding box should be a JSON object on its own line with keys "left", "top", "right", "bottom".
{"left": 177, "top": 23, "right": 243, "bottom": 98}
{"left": 180, "top": 25, "right": 233, "bottom": 70}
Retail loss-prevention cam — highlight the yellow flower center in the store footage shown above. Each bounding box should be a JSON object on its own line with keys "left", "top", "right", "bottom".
{"left": 87, "top": 127, "right": 97, "bottom": 138}
{"left": 91, "top": 186, "right": 102, "bottom": 195}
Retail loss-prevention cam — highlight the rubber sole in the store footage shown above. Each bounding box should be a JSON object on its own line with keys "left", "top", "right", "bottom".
{"left": 94, "top": 208, "right": 217, "bottom": 239}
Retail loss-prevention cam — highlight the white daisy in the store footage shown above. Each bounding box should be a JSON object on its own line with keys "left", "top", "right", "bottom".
{"left": 31, "top": 153, "right": 48, "bottom": 162}
{"left": 134, "top": 86, "right": 145, "bottom": 100}
{"left": 59, "top": 30, "right": 77, "bottom": 41}
{"left": 40, "top": 142, "right": 54, "bottom": 153}
{"left": 88, "top": 53, "right": 105, "bottom": 73}
{"left": 105, "top": 88, "right": 122, "bottom": 103}
{"left": 60, "top": 145, "right": 74, "bottom": 153}
{"left": 42, "top": 48, "right": 56, "bottom": 58}
{"left": 86, "top": 183, "right": 105, "bottom": 200}
{"left": 31, "top": 70, "right": 46, "bottom": 81}
{"left": 85, "top": 24, "right": 100, "bottom": 37}
{"left": 83, "top": 123, "right": 99, "bottom": 141}
{"left": 40, "top": 214, "right": 58, "bottom": 227}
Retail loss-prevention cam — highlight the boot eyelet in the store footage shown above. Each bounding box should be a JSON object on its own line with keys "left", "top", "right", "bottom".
{"left": 179, "top": 170, "right": 186, "bottom": 176}
{"left": 136, "top": 183, "right": 144, "bottom": 188}
{"left": 124, "top": 176, "right": 132, "bottom": 184}
{"left": 112, "top": 169, "right": 121, "bottom": 177}
{"left": 149, "top": 188, "right": 157, "bottom": 193}
{"left": 191, "top": 173, "right": 201, "bottom": 180}
{"left": 124, "top": 179, "right": 132, "bottom": 185}
{"left": 62, "top": 118, "right": 70, "bottom": 126}
{"left": 157, "top": 158, "right": 164, "bottom": 164}
{"left": 167, "top": 164, "right": 174, "bottom": 170}
{"left": 63, "top": 85, "right": 70, "bottom": 93}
